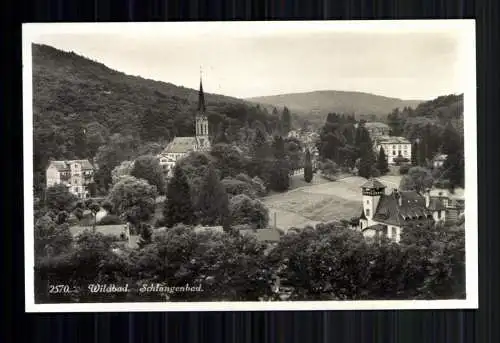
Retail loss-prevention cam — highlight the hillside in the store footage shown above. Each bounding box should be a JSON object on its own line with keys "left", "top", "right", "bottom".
{"left": 32, "top": 44, "right": 279, "bottom": 176}
{"left": 247, "top": 90, "right": 423, "bottom": 125}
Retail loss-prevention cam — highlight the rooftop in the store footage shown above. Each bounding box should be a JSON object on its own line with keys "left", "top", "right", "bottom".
{"left": 49, "top": 159, "right": 94, "bottom": 171}
{"left": 364, "top": 122, "right": 390, "bottom": 129}
{"left": 361, "top": 178, "right": 387, "bottom": 189}
{"left": 375, "top": 136, "right": 411, "bottom": 144}
{"left": 162, "top": 136, "right": 208, "bottom": 154}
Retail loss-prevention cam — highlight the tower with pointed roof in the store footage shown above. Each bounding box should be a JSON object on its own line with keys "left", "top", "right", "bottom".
{"left": 195, "top": 72, "right": 210, "bottom": 148}
{"left": 361, "top": 178, "right": 386, "bottom": 224}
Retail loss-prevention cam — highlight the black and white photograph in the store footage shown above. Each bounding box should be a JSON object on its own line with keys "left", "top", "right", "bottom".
{"left": 23, "top": 21, "right": 477, "bottom": 312}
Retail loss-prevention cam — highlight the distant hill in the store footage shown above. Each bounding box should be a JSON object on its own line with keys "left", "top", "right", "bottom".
{"left": 247, "top": 90, "right": 423, "bottom": 125}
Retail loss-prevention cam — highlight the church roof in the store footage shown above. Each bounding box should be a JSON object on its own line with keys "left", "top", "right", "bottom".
{"left": 198, "top": 77, "right": 206, "bottom": 112}
{"left": 371, "top": 190, "right": 434, "bottom": 226}
{"left": 163, "top": 137, "right": 198, "bottom": 154}
{"left": 361, "top": 178, "right": 386, "bottom": 189}
{"left": 162, "top": 136, "right": 210, "bottom": 154}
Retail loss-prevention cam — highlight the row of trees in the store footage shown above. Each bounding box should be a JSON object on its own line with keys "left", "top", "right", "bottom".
{"left": 34, "top": 221, "right": 465, "bottom": 303}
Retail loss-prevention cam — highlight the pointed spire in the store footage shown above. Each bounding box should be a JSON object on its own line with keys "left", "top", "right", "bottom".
{"left": 198, "top": 67, "right": 206, "bottom": 113}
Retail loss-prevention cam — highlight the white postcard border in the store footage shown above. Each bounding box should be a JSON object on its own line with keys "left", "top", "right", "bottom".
{"left": 23, "top": 20, "right": 478, "bottom": 312}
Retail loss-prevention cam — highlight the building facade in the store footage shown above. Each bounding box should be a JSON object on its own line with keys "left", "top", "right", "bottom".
{"left": 158, "top": 76, "right": 211, "bottom": 177}
{"left": 46, "top": 159, "right": 95, "bottom": 198}
{"left": 373, "top": 136, "right": 412, "bottom": 165}
{"left": 357, "top": 179, "right": 446, "bottom": 243}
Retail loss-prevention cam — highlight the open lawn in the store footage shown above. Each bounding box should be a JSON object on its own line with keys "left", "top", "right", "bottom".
{"left": 263, "top": 174, "right": 402, "bottom": 232}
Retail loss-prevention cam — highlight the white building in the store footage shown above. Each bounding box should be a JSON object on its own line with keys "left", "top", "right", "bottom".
{"left": 373, "top": 136, "right": 412, "bottom": 165}
{"left": 158, "top": 77, "right": 211, "bottom": 176}
{"left": 46, "top": 159, "right": 95, "bottom": 198}
{"left": 357, "top": 179, "right": 446, "bottom": 243}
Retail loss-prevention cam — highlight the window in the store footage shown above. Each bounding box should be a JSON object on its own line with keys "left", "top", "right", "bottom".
{"left": 366, "top": 200, "right": 370, "bottom": 204}
{"left": 392, "top": 145, "right": 396, "bottom": 149}
{"left": 393, "top": 151, "right": 396, "bottom": 156}
{"left": 365, "top": 209, "right": 370, "bottom": 217}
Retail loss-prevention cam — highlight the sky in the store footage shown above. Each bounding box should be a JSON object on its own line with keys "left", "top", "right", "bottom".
{"left": 29, "top": 21, "right": 474, "bottom": 100}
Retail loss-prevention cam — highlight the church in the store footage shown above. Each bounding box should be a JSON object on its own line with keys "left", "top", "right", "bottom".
{"left": 158, "top": 76, "right": 211, "bottom": 176}
{"left": 357, "top": 179, "right": 447, "bottom": 243}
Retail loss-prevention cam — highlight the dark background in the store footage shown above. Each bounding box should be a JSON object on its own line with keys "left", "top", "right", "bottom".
{"left": 3, "top": 0, "right": 499, "bottom": 342}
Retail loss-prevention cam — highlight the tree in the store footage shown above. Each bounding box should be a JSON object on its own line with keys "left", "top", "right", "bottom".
{"left": 376, "top": 147, "right": 389, "bottom": 175}
{"left": 411, "top": 142, "right": 418, "bottom": 165}
{"left": 196, "top": 165, "right": 230, "bottom": 227}
{"left": 137, "top": 223, "right": 153, "bottom": 248}
{"left": 130, "top": 155, "right": 166, "bottom": 195}
{"left": 88, "top": 202, "right": 101, "bottom": 231}
{"left": 304, "top": 149, "right": 313, "bottom": 183}
{"left": 73, "top": 207, "right": 84, "bottom": 221}
{"left": 108, "top": 176, "right": 158, "bottom": 227}
{"left": 130, "top": 225, "right": 273, "bottom": 301}
{"left": 111, "top": 161, "right": 134, "bottom": 185}
{"left": 229, "top": 194, "right": 269, "bottom": 230}
{"left": 358, "top": 149, "right": 377, "bottom": 179}
{"left": 45, "top": 184, "right": 77, "bottom": 212}
{"left": 400, "top": 166, "right": 434, "bottom": 193}
{"left": 269, "top": 136, "right": 290, "bottom": 192}
{"left": 55, "top": 211, "right": 69, "bottom": 225}
{"left": 34, "top": 215, "right": 73, "bottom": 259}
{"left": 209, "top": 143, "right": 247, "bottom": 179}
{"left": 442, "top": 152, "right": 465, "bottom": 189}
{"left": 163, "top": 166, "right": 195, "bottom": 227}
{"left": 281, "top": 106, "right": 292, "bottom": 135}
{"left": 213, "top": 122, "right": 229, "bottom": 144}
{"left": 94, "top": 134, "right": 139, "bottom": 191}
{"left": 267, "top": 224, "right": 373, "bottom": 300}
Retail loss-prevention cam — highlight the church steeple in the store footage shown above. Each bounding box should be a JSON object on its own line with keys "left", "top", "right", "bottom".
{"left": 195, "top": 69, "right": 209, "bottom": 138}
{"left": 198, "top": 69, "right": 206, "bottom": 113}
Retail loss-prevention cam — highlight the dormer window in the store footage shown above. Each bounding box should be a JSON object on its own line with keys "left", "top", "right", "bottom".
{"left": 366, "top": 200, "right": 370, "bottom": 204}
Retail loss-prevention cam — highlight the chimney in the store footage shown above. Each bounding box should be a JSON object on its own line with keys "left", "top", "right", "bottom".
{"left": 424, "top": 188, "right": 431, "bottom": 208}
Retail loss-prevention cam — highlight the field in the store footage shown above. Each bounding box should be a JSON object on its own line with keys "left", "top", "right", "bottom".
{"left": 263, "top": 174, "right": 402, "bottom": 232}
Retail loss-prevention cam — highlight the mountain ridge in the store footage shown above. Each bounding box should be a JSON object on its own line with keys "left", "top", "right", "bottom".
{"left": 247, "top": 90, "right": 424, "bottom": 124}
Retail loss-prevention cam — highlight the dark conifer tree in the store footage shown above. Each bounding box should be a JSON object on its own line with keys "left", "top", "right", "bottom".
{"left": 281, "top": 106, "right": 292, "bottom": 135}
{"left": 163, "top": 166, "right": 194, "bottom": 227}
{"left": 304, "top": 149, "right": 313, "bottom": 183}
{"left": 376, "top": 147, "right": 389, "bottom": 175}
{"left": 196, "top": 165, "right": 230, "bottom": 226}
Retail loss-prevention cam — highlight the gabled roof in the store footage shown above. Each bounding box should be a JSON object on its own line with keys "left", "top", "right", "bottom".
{"left": 48, "top": 159, "right": 94, "bottom": 171}
{"left": 361, "top": 178, "right": 387, "bottom": 189}
{"left": 163, "top": 137, "right": 198, "bottom": 154}
{"left": 372, "top": 190, "right": 433, "bottom": 226}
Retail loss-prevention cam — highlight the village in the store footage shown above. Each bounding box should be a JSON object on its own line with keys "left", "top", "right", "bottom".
{"left": 43, "top": 77, "right": 465, "bottom": 252}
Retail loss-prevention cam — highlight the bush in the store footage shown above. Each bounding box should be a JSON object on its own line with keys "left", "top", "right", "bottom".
{"left": 393, "top": 156, "right": 410, "bottom": 166}
{"left": 399, "top": 165, "right": 410, "bottom": 175}
{"left": 97, "top": 214, "right": 124, "bottom": 225}
{"left": 102, "top": 200, "right": 114, "bottom": 214}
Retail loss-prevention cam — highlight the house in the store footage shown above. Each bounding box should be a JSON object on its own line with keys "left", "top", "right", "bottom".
{"left": 364, "top": 122, "right": 391, "bottom": 139}
{"left": 157, "top": 76, "right": 211, "bottom": 177}
{"left": 357, "top": 179, "right": 446, "bottom": 243}
{"left": 430, "top": 188, "right": 465, "bottom": 221}
{"left": 432, "top": 154, "right": 448, "bottom": 168}
{"left": 46, "top": 159, "right": 95, "bottom": 198}
{"left": 373, "top": 136, "right": 412, "bottom": 165}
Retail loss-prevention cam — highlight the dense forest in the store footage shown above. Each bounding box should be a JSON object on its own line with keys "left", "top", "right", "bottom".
{"left": 32, "top": 44, "right": 289, "bottom": 195}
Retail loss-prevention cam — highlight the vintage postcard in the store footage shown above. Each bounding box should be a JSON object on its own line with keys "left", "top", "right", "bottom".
{"left": 23, "top": 20, "right": 477, "bottom": 312}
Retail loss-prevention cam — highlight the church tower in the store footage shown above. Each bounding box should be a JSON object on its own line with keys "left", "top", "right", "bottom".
{"left": 360, "top": 178, "right": 386, "bottom": 225}
{"left": 195, "top": 74, "right": 209, "bottom": 141}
